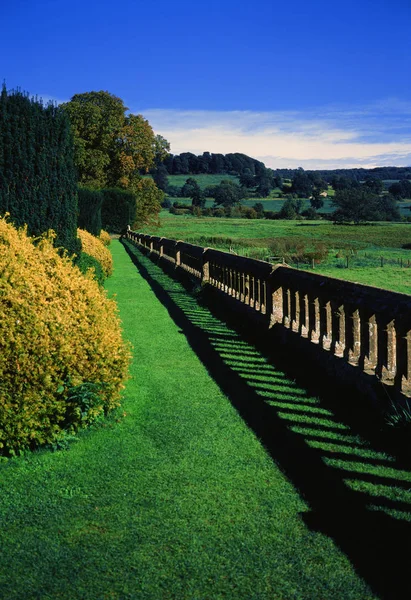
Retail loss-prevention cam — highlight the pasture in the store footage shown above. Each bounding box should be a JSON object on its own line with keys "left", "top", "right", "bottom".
{"left": 144, "top": 213, "right": 411, "bottom": 294}
{"left": 162, "top": 174, "right": 411, "bottom": 216}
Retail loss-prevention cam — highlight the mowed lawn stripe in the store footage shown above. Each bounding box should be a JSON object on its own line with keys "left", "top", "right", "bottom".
{"left": 0, "top": 240, "right": 374, "bottom": 599}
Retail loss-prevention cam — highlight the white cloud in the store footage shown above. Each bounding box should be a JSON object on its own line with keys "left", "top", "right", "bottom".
{"left": 138, "top": 101, "right": 411, "bottom": 169}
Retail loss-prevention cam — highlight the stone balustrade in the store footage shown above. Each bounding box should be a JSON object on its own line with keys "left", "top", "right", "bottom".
{"left": 126, "top": 230, "right": 411, "bottom": 400}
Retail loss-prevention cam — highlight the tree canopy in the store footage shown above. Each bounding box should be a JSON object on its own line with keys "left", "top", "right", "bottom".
{"left": 62, "top": 91, "right": 169, "bottom": 190}
{"left": 332, "top": 187, "right": 400, "bottom": 222}
{"left": 212, "top": 180, "right": 245, "bottom": 207}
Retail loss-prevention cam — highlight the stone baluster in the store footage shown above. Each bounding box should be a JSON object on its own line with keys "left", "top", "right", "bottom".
{"left": 330, "top": 302, "right": 345, "bottom": 357}
{"left": 249, "top": 274, "right": 255, "bottom": 309}
{"left": 282, "top": 287, "right": 291, "bottom": 328}
{"left": 343, "top": 305, "right": 360, "bottom": 365}
{"left": 307, "top": 293, "right": 320, "bottom": 343}
{"left": 235, "top": 270, "right": 240, "bottom": 300}
{"left": 245, "top": 274, "right": 250, "bottom": 305}
{"left": 358, "top": 310, "right": 377, "bottom": 373}
{"left": 376, "top": 317, "right": 396, "bottom": 383}
{"left": 298, "top": 292, "right": 308, "bottom": 337}
{"left": 264, "top": 280, "right": 274, "bottom": 325}
{"left": 290, "top": 288, "right": 299, "bottom": 332}
{"left": 255, "top": 276, "right": 261, "bottom": 311}
{"left": 319, "top": 296, "right": 332, "bottom": 350}
{"left": 202, "top": 251, "right": 209, "bottom": 284}
{"left": 271, "top": 286, "right": 283, "bottom": 325}
{"left": 395, "top": 324, "right": 411, "bottom": 393}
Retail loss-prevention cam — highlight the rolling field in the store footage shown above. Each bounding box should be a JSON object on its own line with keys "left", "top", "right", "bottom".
{"left": 165, "top": 173, "right": 240, "bottom": 188}
{"left": 162, "top": 175, "right": 411, "bottom": 216}
{"left": 142, "top": 213, "right": 411, "bottom": 294}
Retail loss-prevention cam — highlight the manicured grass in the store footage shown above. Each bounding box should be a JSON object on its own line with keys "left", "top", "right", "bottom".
{"left": 1, "top": 240, "right": 410, "bottom": 598}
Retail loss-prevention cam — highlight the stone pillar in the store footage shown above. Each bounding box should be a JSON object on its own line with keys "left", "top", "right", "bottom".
{"left": 201, "top": 250, "right": 210, "bottom": 284}
{"left": 319, "top": 298, "right": 332, "bottom": 350}
{"left": 395, "top": 326, "right": 411, "bottom": 393}
{"left": 308, "top": 294, "right": 319, "bottom": 343}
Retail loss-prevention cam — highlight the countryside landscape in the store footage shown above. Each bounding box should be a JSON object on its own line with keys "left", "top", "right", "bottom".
{"left": 2, "top": 0, "right": 411, "bottom": 599}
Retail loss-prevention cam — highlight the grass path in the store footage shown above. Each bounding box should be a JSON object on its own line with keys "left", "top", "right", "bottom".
{"left": 2, "top": 240, "right": 410, "bottom": 598}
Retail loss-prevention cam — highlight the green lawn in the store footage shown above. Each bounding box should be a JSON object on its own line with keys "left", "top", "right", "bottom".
{"left": 1, "top": 240, "right": 411, "bottom": 598}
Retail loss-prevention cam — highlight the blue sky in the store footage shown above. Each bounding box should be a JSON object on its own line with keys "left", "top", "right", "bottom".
{"left": 2, "top": 0, "right": 411, "bottom": 169}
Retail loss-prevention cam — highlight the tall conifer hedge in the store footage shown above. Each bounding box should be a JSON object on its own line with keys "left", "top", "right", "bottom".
{"left": 0, "top": 85, "right": 80, "bottom": 255}
{"left": 77, "top": 187, "right": 103, "bottom": 236}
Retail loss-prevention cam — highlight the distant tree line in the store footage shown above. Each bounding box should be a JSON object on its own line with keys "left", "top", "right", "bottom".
{"left": 162, "top": 151, "right": 267, "bottom": 177}
{"left": 273, "top": 165, "right": 411, "bottom": 183}
{"left": 158, "top": 153, "right": 411, "bottom": 184}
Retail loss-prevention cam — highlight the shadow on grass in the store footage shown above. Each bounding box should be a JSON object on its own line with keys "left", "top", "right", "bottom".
{"left": 122, "top": 239, "right": 411, "bottom": 600}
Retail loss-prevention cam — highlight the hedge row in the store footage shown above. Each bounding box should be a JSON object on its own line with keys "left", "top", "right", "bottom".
{"left": 0, "top": 85, "right": 80, "bottom": 256}
{"left": 0, "top": 217, "right": 131, "bottom": 454}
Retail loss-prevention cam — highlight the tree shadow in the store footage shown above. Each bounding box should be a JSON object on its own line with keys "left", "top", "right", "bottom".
{"left": 122, "top": 239, "right": 411, "bottom": 599}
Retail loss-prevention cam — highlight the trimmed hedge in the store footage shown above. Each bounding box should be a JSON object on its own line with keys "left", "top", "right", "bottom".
{"left": 99, "top": 230, "right": 111, "bottom": 246}
{"left": 77, "top": 252, "right": 105, "bottom": 286}
{"left": 0, "top": 85, "right": 80, "bottom": 256}
{"left": 77, "top": 187, "right": 103, "bottom": 236}
{"left": 101, "top": 188, "right": 136, "bottom": 233}
{"left": 77, "top": 228, "right": 113, "bottom": 278}
{"left": 0, "top": 217, "right": 131, "bottom": 454}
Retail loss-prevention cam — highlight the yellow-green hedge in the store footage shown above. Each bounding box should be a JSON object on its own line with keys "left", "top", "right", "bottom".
{"left": 77, "top": 228, "right": 113, "bottom": 278}
{"left": 0, "top": 218, "right": 131, "bottom": 454}
{"left": 99, "top": 229, "right": 111, "bottom": 247}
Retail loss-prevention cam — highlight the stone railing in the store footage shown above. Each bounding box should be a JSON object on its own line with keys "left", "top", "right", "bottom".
{"left": 126, "top": 231, "right": 411, "bottom": 401}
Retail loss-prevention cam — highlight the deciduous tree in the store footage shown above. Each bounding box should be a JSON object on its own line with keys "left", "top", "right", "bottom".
{"left": 332, "top": 188, "right": 400, "bottom": 222}
{"left": 133, "top": 178, "right": 164, "bottom": 229}
{"left": 62, "top": 91, "right": 168, "bottom": 191}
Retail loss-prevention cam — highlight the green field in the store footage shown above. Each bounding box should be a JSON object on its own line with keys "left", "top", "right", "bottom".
{"left": 161, "top": 174, "right": 411, "bottom": 216}
{"left": 142, "top": 213, "right": 411, "bottom": 294}
{"left": 165, "top": 173, "right": 240, "bottom": 188}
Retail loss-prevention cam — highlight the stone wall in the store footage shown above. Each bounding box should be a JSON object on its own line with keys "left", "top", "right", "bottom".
{"left": 126, "top": 231, "right": 411, "bottom": 410}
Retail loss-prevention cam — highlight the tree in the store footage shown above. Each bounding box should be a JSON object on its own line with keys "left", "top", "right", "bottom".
{"left": 253, "top": 202, "right": 265, "bottom": 218}
{"left": 256, "top": 176, "right": 272, "bottom": 197}
{"left": 279, "top": 198, "right": 304, "bottom": 219}
{"left": 310, "top": 189, "right": 324, "bottom": 210}
{"left": 239, "top": 170, "right": 256, "bottom": 188}
{"left": 133, "top": 178, "right": 164, "bottom": 229}
{"left": 290, "top": 171, "right": 314, "bottom": 197}
{"left": 181, "top": 177, "right": 199, "bottom": 198}
{"left": 213, "top": 180, "right": 245, "bottom": 207}
{"left": 191, "top": 187, "right": 206, "bottom": 209}
{"left": 62, "top": 91, "right": 167, "bottom": 190}
{"left": 388, "top": 180, "right": 411, "bottom": 199}
{"left": 153, "top": 135, "right": 170, "bottom": 165}
{"left": 364, "top": 177, "right": 384, "bottom": 194}
{"left": 152, "top": 164, "right": 169, "bottom": 191}
{"left": 332, "top": 188, "right": 400, "bottom": 222}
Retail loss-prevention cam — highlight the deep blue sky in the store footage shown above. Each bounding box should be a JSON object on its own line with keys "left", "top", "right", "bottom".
{"left": 2, "top": 0, "right": 411, "bottom": 168}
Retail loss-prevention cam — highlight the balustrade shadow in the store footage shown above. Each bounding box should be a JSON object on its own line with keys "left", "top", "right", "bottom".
{"left": 122, "top": 239, "right": 411, "bottom": 600}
